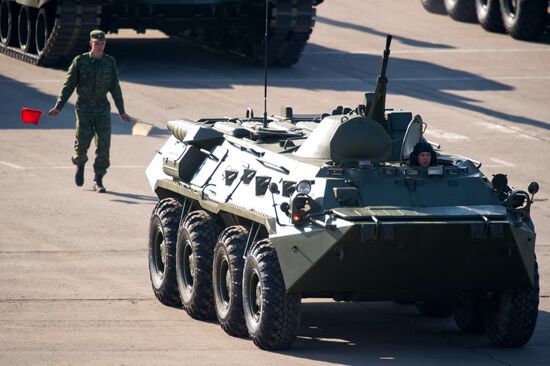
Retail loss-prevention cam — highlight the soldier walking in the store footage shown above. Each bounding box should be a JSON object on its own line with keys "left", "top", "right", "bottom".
{"left": 48, "top": 30, "right": 131, "bottom": 193}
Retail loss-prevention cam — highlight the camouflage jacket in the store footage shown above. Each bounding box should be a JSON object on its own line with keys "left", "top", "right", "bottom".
{"left": 55, "top": 52, "right": 125, "bottom": 114}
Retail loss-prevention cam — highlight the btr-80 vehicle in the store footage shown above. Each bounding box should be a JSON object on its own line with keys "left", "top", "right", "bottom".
{"left": 146, "top": 36, "right": 540, "bottom": 350}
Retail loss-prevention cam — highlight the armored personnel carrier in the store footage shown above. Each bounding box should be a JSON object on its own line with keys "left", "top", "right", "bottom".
{"left": 146, "top": 36, "right": 540, "bottom": 350}
{"left": 0, "top": 0, "right": 322, "bottom": 66}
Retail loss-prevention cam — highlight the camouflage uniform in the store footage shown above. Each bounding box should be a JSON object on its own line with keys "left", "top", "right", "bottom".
{"left": 54, "top": 50, "right": 125, "bottom": 177}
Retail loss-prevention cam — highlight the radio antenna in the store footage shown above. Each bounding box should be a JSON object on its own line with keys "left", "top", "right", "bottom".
{"left": 262, "top": 0, "right": 269, "bottom": 129}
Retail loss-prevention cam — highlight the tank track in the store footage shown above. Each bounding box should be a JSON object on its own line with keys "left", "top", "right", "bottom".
{"left": 0, "top": 0, "right": 315, "bottom": 67}
{"left": 173, "top": 0, "right": 316, "bottom": 67}
{"left": 0, "top": 0, "right": 100, "bottom": 66}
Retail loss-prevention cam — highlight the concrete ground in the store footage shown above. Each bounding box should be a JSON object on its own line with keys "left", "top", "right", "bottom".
{"left": 0, "top": 0, "right": 549, "bottom": 365}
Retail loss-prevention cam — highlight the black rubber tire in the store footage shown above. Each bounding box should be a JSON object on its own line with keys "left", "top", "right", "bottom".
{"left": 213, "top": 226, "right": 248, "bottom": 337}
{"left": 420, "top": 0, "right": 448, "bottom": 15}
{"left": 476, "top": 0, "right": 505, "bottom": 32}
{"left": 444, "top": 0, "right": 478, "bottom": 22}
{"left": 176, "top": 210, "right": 223, "bottom": 320}
{"left": 148, "top": 198, "right": 183, "bottom": 307}
{"left": 242, "top": 239, "right": 301, "bottom": 350}
{"left": 499, "top": 0, "right": 547, "bottom": 40}
{"left": 453, "top": 294, "right": 485, "bottom": 334}
{"left": 17, "top": 5, "right": 35, "bottom": 53}
{"left": 416, "top": 299, "right": 456, "bottom": 317}
{"left": 483, "top": 261, "right": 539, "bottom": 347}
{"left": 0, "top": 0, "right": 17, "bottom": 47}
{"left": 35, "top": 7, "right": 53, "bottom": 55}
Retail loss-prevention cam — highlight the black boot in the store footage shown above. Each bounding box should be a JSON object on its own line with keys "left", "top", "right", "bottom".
{"left": 75, "top": 165, "right": 84, "bottom": 187}
{"left": 93, "top": 174, "right": 106, "bottom": 193}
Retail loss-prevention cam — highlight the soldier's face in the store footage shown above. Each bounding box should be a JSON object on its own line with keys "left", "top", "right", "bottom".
{"left": 90, "top": 40, "right": 106, "bottom": 54}
{"left": 418, "top": 152, "right": 432, "bottom": 168}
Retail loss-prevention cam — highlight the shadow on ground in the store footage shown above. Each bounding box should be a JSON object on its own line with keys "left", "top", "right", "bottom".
{"left": 271, "top": 301, "right": 550, "bottom": 366}
{"left": 1, "top": 32, "right": 548, "bottom": 131}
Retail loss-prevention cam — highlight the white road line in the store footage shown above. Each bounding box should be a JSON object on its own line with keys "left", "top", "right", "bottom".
{"left": 484, "top": 158, "right": 516, "bottom": 168}
{"left": 0, "top": 161, "right": 25, "bottom": 170}
{"left": 476, "top": 121, "right": 540, "bottom": 140}
{"left": 425, "top": 128, "right": 469, "bottom": 141}
{"left": 304, "top": 48, "right": 550, "bottom": 55}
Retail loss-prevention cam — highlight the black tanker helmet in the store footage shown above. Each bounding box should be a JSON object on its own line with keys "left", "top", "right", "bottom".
{"left": 410, "top": 140, "right": 437, "bottom": 166}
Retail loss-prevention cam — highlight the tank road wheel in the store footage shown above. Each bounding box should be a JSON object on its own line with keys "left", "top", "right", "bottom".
{"left": 444, "top": 0, "right": 478, "bottom": 22}
{"left": 453, "top": 294, "right": 485, "bottom": 333}
{"left": 475, "top": 0, "right": 504, "bottom": 32}
{"left": 148, "top": 198, "right": 183, "bottom": 307}
{"left": 35, "top": 6, "right": 53, "bottom": 56}
{"left": 0, "top": 0, "right": 17, "bottom": 47}
{"left": 420, "top": 0, "right": 448, "bottom": 15}
{"left": 416, "top": 299, "right": 456, "bottom": 317}
{"left": 242, "top": 239, "right": 301, "bottom": 350}
{"left": 483, "top": 261, "right": 539, "bottom": 347}
{"left": 499, "top": 0, "right": 547, "bottom": 40}
{"left": 17, "top": 5, "right": 35, "bottom": 53}
{"left": 212, "top": 226, "right": 248, "bottom": 337}
{"left": 176, "top": 210, "right": 223, "bottom": 320}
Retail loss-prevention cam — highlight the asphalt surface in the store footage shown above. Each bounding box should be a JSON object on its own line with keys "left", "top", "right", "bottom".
{"left": 1, "top": 1, "right": 549, "bottom": 365}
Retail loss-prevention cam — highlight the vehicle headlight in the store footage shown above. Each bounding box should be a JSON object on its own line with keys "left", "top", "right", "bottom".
{"left": 296, "top": 180, "right": 312, "bottom": 195}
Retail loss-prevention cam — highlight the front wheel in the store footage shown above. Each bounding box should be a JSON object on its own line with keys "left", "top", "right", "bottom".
{"left": 453, "top": 294, "right": 485, "bottom": 333}
{"left": 483, "top": 261, "right": 539, "bottom": 347}
{"left": 176, "top": 210, "right": 223, "bottom": 320}
{"left": 213, "top": 226, "right": 248, "bottom": 337}
{"left": 148, "top": 198, "right": 182, "bottom": 307}
{"left": 242, "top": 239, "right": 301, "bottom": 350}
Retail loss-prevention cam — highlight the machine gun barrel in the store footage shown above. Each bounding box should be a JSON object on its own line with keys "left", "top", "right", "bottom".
{"left": 367, "top": 35, "right": 392, "bottom": 124}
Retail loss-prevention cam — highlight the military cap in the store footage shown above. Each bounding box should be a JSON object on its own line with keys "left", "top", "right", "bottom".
{"left": 90, "top": 29, "right": 106, "bottom": 41}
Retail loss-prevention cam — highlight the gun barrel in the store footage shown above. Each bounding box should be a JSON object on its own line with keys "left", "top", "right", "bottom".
{"left": 366, "top": 35, "right": 393, "bottom": 124}
{"left": 379, "top": 35, "right": 392, "bottom": 79}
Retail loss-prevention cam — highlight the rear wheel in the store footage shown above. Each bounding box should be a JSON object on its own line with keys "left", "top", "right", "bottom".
{"left": 499, "top": 0, "right": 547, "bottom": 40}
{"left": 420, "top": 0, "right": 448, "bottom": 15}
{"left": 213, "top": 226, "right": 248, "bottom": 337}
{"left": 242, "top": 239, "right": 301, "bottom": 350}
{"left": 476, "top": 0, "right": 504, "bottom": 32}
{"left": 17, "top": 5, "right": 35, "bottom": 53}
{"left": 416, "top": 299, "right": 455, "bottom": 317}
{"left": 148, "top": 198, "right": 183, "bottom": 307}
{"left": 444, "top": 0, "right": 478, "bottom": 22}
{"left": 483, "top": 261, "right": 539, "bottom": 347}
{"left": 176, "top": 210, "right": 223, "bottom": 320}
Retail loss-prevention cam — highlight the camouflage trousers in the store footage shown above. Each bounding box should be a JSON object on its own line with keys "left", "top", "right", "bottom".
{"left": 71, "top": 102, "right": 111, "bottom": 176}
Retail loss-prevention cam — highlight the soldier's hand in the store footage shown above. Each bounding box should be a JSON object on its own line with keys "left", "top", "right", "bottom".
{"left": 48, "top": 108, "right": 60, "bottom": 116}
{"left": 120, "top": 113, "right": 132, "bottom": 122}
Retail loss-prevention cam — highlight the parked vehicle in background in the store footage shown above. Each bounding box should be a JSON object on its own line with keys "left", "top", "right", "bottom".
{"left": 0, "top": 0, "right": 323, "bottom": 67}
{"left": 420, "top": 0, "right": 549, "bottom": 40}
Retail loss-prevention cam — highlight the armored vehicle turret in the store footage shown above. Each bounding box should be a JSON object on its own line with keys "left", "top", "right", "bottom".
{"left": 0, "top": 0, "right": 321, "bottom": 66}
{"left": 146, "top": 36, "right": 540, "bottom": 350}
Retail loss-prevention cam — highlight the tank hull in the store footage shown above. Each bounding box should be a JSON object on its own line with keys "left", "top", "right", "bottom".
{"left": 0, "top": 0, "right": 319, "bottom": 66}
